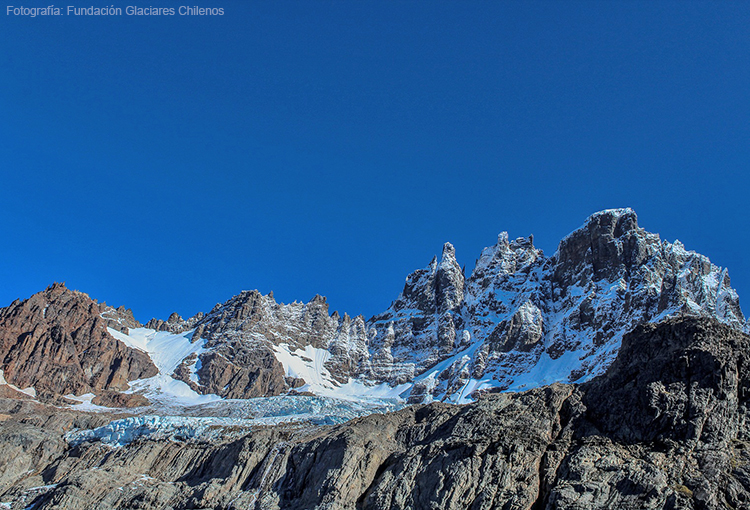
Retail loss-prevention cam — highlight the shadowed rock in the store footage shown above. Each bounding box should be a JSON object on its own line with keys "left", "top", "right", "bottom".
{"left": 2, "top": 317, "right": 750, "bottom": 510}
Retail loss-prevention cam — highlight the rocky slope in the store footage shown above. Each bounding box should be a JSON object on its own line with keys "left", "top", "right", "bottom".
{"left": 144, "top": 208, "right": 745, "bottom": 404}
{"left": 0, "top": 283, "right": 157, "bottom": 401}
{"left": 0, "top": 208, "right": 743, "bottom": 407}
{"left": 1, "top": 317, "right": 749, "bottom": 509}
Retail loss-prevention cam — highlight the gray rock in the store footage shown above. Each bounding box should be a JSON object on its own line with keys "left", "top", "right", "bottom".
{"left": 3, "top": 317, "right": 749, "bottom": 510}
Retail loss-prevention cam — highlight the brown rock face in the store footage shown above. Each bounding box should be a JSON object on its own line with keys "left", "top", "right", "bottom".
{"left": 196, "top": 350, "right": 287, "bottom": 399}
{"left": 91, "top": 391, "right": 150, "bottom": 408}
{"left": 0, "top": 385, "right": 33, "bottom": 400}
{"left": 0, "top": 283, "right": 157, "bottom": 398}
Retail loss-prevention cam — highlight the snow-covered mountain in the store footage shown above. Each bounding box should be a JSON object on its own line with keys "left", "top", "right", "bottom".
{"left": 0, "top": 208, "right": 744, "bottom": 410}
{"left": 367, "top": 208, "right": 745, "bottom": 403}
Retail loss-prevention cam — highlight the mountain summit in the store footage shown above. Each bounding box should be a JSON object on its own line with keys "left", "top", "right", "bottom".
{"left": 368, "top": 208, "right": 744, "bottom": 402}
{"left": 0, "top": 209, "right": 744, "bottom": 407}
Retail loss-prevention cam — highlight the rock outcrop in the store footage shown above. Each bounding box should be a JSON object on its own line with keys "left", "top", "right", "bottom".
{"left": 144, "top": 311, "right": 203, "bottom": 334}
{"left": 367, "top": 208, "right": 746, "bottom": 402}
{"left": 0, "top": 283, "right": 157, "bottom": 399}
{"left": 167, "top": 290, "right": 371, "bottom": 398}
{"left": 1, "top": 317, "right": 749, "bottom": 509}
{"left": 367, "top": 242, "right": 467, "bottom": 385}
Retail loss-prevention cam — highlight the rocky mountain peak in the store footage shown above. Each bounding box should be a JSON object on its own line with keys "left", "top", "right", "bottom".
{"left": 439, "top": 242, "right": 457, "bottom": 264}
{"left": 310, "top": 294, "right": 327, "bottom": 305}
{"left": 144, "top": 310, "right": 203, "bottom": 334}
{"left": 553, "top": 207, "right": 649, "bottom": 286}
{"left": 467, "top": 232, "right": 543, "bottom": 298}
{"left": 436, "top": 242, "right": 464, "bottom": 313}
{"left": 3, "top": 209, "right": 745, "bottom": 407}
{"left": 368, "top": 208, "right": 746, "bottom": 402}
{"left": 0, "top": 283, "right": 157, "bottom": 399}
{"left": 378, "top": 241, "right": 466, "bottom": 319}
{"left": 428, "top": 255, "right": 438, "bottom": 272}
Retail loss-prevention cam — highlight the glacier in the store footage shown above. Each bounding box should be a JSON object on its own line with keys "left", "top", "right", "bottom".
{"left": 58, "top": 208, "right": 747, "bottom": 442}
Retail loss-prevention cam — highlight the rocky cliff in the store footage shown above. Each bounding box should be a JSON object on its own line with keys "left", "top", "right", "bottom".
{"left": 0, "top": 208, "right": 742, "bottom": 406}
{"left": 1, "top": 317, "right": 749, "bottom": 509}
{"left": 0, "top": 283, "right": 157, "bottom": 400}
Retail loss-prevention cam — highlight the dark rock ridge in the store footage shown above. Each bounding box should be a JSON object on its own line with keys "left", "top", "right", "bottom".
{"left": 1, "top": 317, "right": 750, "bottom": 509}
{"left": 0, "top": 283, "right": 157, "bottom": 400}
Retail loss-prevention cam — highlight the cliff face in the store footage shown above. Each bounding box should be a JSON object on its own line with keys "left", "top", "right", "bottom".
{"left": 0, "top": 283, "right": 157, "bottom": 399}
{"left": 1, "top": 317, "right": 749, "bottom": 510}
{"left": 368, "top": 208, "right": 745, "bottom": 402}
{"left": 1, "top": 209, "right": 743, "bottom": 405}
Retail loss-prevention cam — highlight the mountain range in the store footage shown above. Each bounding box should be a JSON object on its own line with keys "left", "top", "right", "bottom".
{"left": 0, "top": 208, "right": 744, "bottom": 409}
{"left": 0, "top": 208, "right": 748, "bottom": 509}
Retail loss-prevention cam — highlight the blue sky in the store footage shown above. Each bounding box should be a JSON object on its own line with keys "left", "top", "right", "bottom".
{"left": 1, "top": 1, "right": 749, "bottom": 321}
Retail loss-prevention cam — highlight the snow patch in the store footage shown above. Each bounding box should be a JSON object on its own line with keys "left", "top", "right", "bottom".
{"left": 108, "top": 327, "right": 221, "bottom": 406}
{"left": 63, "top": 393, "right": 112, "bottom": 412}
{"left": 272, "top": 343, "right": 410, "bottom": 401}
{"left": 0, "top": 369, "right": 37, "bottom": 398}
{"left": 272, "top": 343, "right": 334, "bottom": 389}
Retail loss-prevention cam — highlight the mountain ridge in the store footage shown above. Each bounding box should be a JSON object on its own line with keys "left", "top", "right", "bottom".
{"left": 2, "top": 316, "right": 749, "bottom": 509}
{"left": 0, "top": 208, "right": 744, "bottom": 407}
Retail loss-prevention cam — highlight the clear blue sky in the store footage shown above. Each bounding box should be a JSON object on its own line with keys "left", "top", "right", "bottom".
{"left": 1, "top": 1, "right": 749, "bottom": 321}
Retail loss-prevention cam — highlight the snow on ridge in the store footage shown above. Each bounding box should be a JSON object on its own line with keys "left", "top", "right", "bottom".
{"left": 107, "top": 327, "right": 221, "bottom": 407}
{"left": 90, "top": 209, "right": 747, "bottom": 412}
{"left": 108, "top": 327, "right": 204, "bottom": 375}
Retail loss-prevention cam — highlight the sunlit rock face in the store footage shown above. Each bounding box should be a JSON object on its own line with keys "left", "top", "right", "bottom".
{"left": 365, "top": 208, "right": 745, "bottom": 403}
{"left": 0, "top": 209, "right": 744, "bottom": 406}
{"left": 0, "top": 283, "right": 157, "bottom": 399}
